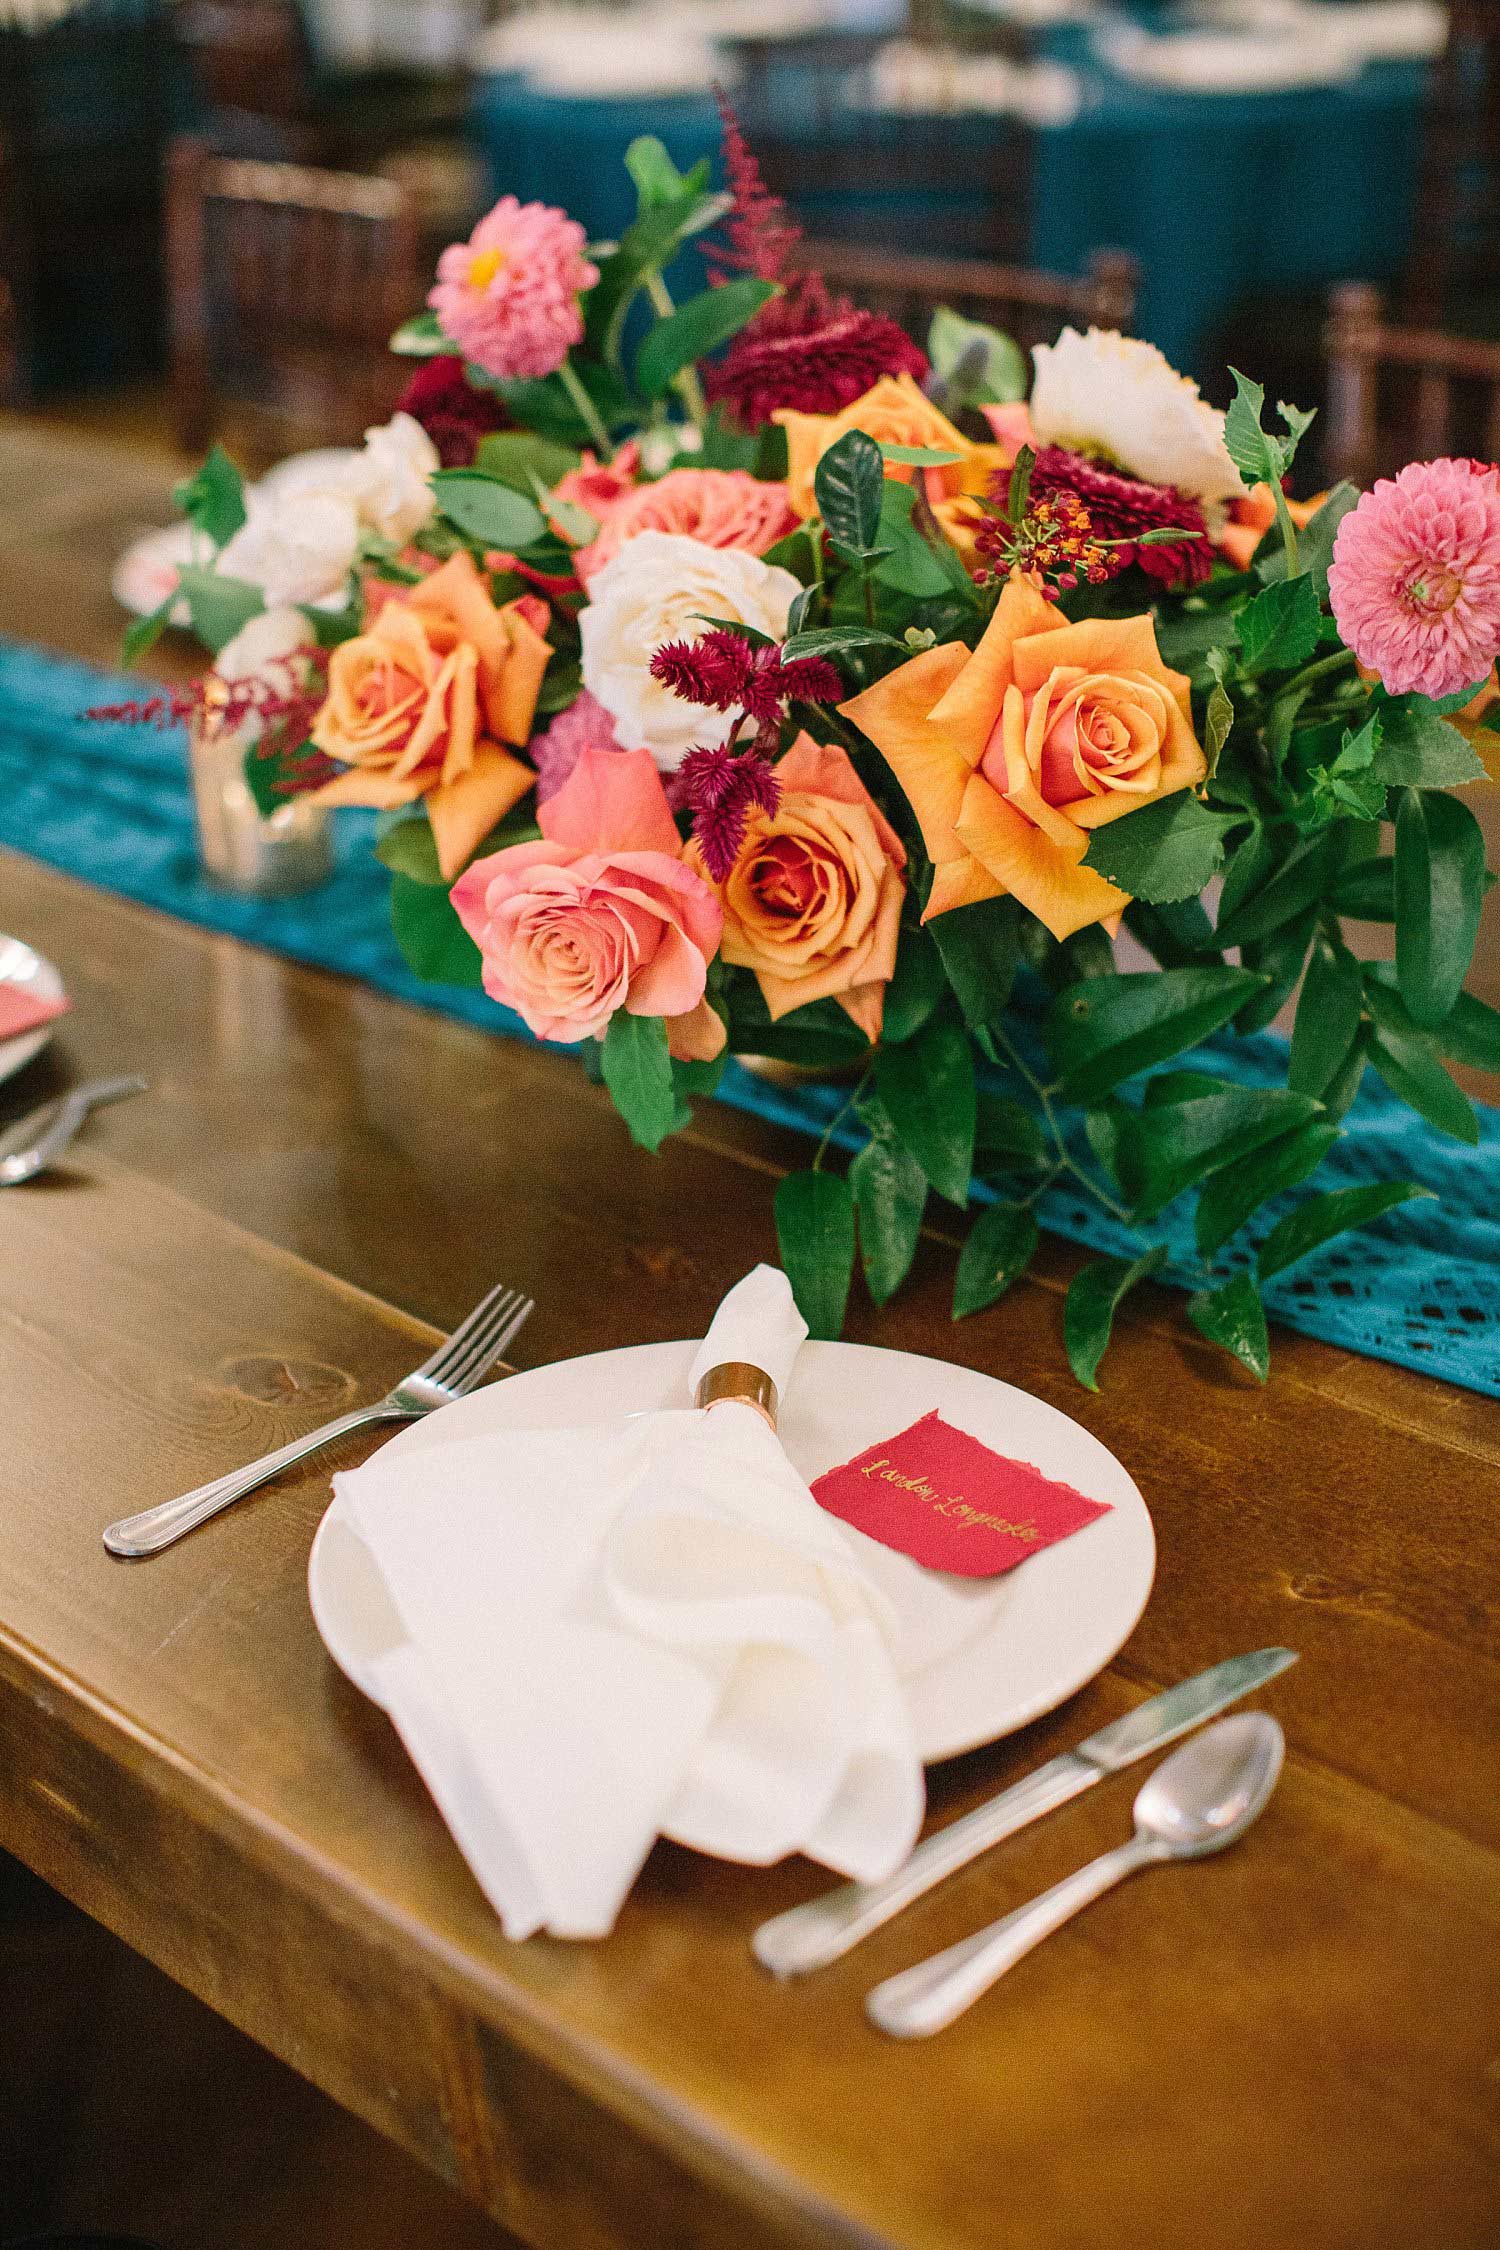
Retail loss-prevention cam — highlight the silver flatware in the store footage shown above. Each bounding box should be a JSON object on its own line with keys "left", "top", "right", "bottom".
{"left": 751, "top": 1647, "right": 1297, "bottom": 1978}
{"left": 867, "top": 1712, "right": 1285, "bottom": 2037}
{"left": 0, "top": 1075, "right": 148, "bottom": 1185}
{"left": 103, "top": 1281, "right": 534, "bottom": 1558}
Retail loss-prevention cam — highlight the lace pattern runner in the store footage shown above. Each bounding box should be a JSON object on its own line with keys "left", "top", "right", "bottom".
{"left": 2, "top": 637, "right": 1496, "bottom": 1395}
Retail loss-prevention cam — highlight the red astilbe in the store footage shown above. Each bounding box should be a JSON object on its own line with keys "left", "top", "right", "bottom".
{"left": 704, "top": 87, "right": 800, "bottom": 285}
{"left": 86, "top": 666, "right": 337, "bottom": 797}
{"left": 1027, "top": 447, "right": 1212, "bottom": 589}
{"left": 678, "top": 742, "right": 782, "bottom": 880}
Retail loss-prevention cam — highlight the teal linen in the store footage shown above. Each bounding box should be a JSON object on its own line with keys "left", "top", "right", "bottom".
{"left": 0, "top": 636, "right": 1494, "bottom": 1394}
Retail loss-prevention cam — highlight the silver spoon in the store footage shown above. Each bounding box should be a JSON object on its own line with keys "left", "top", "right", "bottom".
{"left": 866, "top": 1712, "right": 1285, "bottom": 2039}
{"left": 0, "top": 1076, "right": 147, "bottom": 1185}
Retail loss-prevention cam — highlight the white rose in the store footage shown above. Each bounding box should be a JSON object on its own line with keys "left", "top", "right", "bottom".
{"left": 215, "top": 603, "right": 315, "bottom": 687}
{"left": 1030, "top": 326, "right": 1242, "bottom": 503}
{"left": 579, "top": 530, "right": 801, "bottom": 772}
{"left": 345, "top": 411, "right": 439, "bottom": 543}
{"left": 217, "top": 487, "right": 360, "bottom": 607}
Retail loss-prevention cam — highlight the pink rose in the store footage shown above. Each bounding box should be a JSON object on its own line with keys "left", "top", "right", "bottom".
{"left": 573, "top": 467, "right": 799, "bottom": 583}
{"left": 550, "top": 441, "right": 641, "bottom": 529}
{"left": 450, "top": 743, "right": 725, "bottom": 1060}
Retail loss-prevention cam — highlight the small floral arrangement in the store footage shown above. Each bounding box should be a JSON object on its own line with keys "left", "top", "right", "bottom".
{"left": 122, "top": 125, "right": 1500, "bottom": 1388}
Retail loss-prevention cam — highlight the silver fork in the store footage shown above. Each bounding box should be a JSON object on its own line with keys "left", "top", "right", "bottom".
{"left": 103, "top": 1282, "right": 534, "bottom": 1558}
{"left": 0, "top": 1076, "right": 148, "bottom": 1185}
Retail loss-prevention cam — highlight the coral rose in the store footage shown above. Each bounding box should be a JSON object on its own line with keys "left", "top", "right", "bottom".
{"left": 451, "top": 744, "right": 725, "bottom": 1059}
{"left": 697, "top": 733, "right": 906, "bottom": 1041}
{"left": 309, "top": 550, "right": 551, "bottom": 880}
{"left": 775, "top": 373, "right": 1013, "bottom": 534}
{"left": 841, "top": 569, "right": 1207, "bottom": 941}
{"left": 573, "top": 467, "right": 798, "bottom": 583}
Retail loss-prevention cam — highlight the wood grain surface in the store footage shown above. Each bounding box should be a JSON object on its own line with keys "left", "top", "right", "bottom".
{"left": 2, "top": 844, "right": 1498, "bottom": 2250}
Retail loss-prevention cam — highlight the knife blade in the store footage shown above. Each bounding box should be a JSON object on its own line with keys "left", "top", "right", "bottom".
{"left": 751, "top": 1646, "right": 1297, "bottom": 1978}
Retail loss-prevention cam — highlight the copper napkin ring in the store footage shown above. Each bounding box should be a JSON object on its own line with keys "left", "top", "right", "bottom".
{"left": 694, "top": 1361, "right": 779, "bottom": 1429}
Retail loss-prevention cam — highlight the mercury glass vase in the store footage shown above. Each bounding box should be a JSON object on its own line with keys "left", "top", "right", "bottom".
{"left": 188, "top": 689, "right": 332, "bottom": 898}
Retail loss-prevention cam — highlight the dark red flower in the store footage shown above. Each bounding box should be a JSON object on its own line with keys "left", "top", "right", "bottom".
{"left": 705, "top": 88, "right": 800, "bottom": 286}
{"left": 649, "top": 630, "right": 842, "bottom": 722}
{"left": 1026, "top": 446, "right": 1211, "bottom": 588}
{"left": 704, "top": 270, "right": 930, "bottom": 429}
{"left": 395, "top": 354, "right": 509, "bottom": 469}
{"left": 679, "top": 743, "right": 782, "bottom": 880}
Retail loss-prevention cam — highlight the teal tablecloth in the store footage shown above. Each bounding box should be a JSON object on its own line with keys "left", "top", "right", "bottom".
{"left": 1, "top": 635, "right": 1496, "bottom": 1396}
{"left": 469, "top": 37, "right": 1424, "bottom": 376}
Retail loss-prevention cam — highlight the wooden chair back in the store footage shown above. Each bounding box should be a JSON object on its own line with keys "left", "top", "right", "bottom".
{"left": 1324, "top": 282, "right": 1500, "bottom": 485}
{"left": 172, "top": 0, "right": 321, "bottom": 159}
{"left": 790, "top": 241, "right": 1138, "bottom": 359}
{"left": 166, "top": 137, "right": 421, "bottom": 460}
{"left": 1404, "top": 0, "right": 1500, "bottom": 325}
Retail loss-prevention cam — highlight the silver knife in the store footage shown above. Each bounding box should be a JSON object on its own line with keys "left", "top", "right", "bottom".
{"left": 751, "top": 1647, "right": 1297, "bottom": 1978}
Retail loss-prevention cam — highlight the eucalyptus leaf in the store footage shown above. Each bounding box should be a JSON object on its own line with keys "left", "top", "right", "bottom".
{"left": 1186, "top": 1272, "right": 1270, "bottom": 1381}
{"left": 775, "top": 1170, "right": 856, "bottom": 1340}
{"left": 1064, "top": 1246, "right": 1167, "bottom": 1391}
{"left": 953, "top": 1203, "right": 1039, "bottom": 1319}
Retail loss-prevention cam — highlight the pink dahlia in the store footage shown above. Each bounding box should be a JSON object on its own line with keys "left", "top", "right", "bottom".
{"left": 1328, "top": 458, "right": 1500, "bottom": 699}
{"left": 574, "top": 467, "right": 798, "bottom": 582}
{"left": 429, "top": 197, "right": 599, "bottom": 383}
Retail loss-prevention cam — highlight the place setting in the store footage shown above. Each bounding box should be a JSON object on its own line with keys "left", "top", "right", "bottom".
{"left": 0, "top": 932, "right": 145, "bottom": 1185}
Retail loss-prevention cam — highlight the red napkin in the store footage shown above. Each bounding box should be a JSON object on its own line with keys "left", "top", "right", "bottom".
{"left": 0, "top": 985, "right": 69, "bottom": 1041}
{"left": 811, "top": 1410, "right": 1112, "bottom": 1579}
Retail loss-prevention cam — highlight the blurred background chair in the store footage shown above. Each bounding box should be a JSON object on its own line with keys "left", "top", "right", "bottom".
{"left": 165, "top": 136, "right": 421, "bottom": 460}
{"left": 1324, "top": 280, "right": 1500, "bottom": 487}
{"left": 1403, "top": 0, "right": 1500, "bottom": 330}
{"left": 789, "top": 240, "right": 1138, "bottom": 358}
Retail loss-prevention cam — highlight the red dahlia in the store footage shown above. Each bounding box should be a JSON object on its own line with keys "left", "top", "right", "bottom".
{"left": 395, "top": 354, "right": 509, "bottom": 468}
{"left": 704, "top": 271, "right": 930, "bottom": 428}
{"left": 1025, "top": 446, "right": 1211, "bottom": 588}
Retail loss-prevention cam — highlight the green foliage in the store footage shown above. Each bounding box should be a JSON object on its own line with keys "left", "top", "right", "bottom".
{"left": 389, "top": 309, "right": 450, "bottom": 356}
{"left": 775, "top": 1170, "right": 857, "bottom": 1340}
{"left": 814, "top": 429, "right": 887, "bottom": 561}
{"left": 953, "top": 1203, "right": 1039, "bottom": 1319}
{"left": 1236, "top": 576, "right": 1322, "bottom": 674}
{"left": 1435, "top": 989, "right": 1500, "bottom": 1072}
{"left": 1117, "top": 1080, "right": 1323, "bottom": 1220}
{"left": 430, "top": 471, "right": 547, "bottom": 551}
{"left": 1364, "top": 976, "right": 1480, "bottom": 1144}
{"left": 875, "top": 1016, "right": 976, "bottom": 1207}
{"left": 780, "top": 624, "right": 909, "bottom": 663}
{"left": 121, "top": 594, "right": 175, "bottom": 665}
{"left": 1369, "top": 696, "right": 1487, "bottom": 787}
{"left": 925, "top": 900, "right": 1022, "bottom": 1038}
{"left": 1223, "top": 369, "right": 1316, "bottom": 493}
{"left": 601, "top": 1011, "right": 680, "bottom": 1152}
{"left": 879, "top": 923, "right": 948, "bottom": 1044}
{"left": 1256, "top": 482, "right": 1359, "bottom": 596}
{"left": 1186, "top": 1272, "right": 1269, "bottom": 1382}
{"left": 173, "top": 566, "right": 264, "bottom": 654}
{"left": 1064, "top": 1247, "right": 1167, "bottom": 1391}
{"left": 925, "top": 306, "right": 1028, "bottom": 410}
{"left": 1288, "top": 939, "right": 1363, "bottom": 1098}
{"left": 1393, "top": 787, "right": 1487, "bottom": 1027}
{"left": 635, "top": 276, "right": 778, "bottom": 400}
{"left": 973, "top": 1091, "right": 1046, "bottom": 1176}
{"left": 1257, "top": 1181, "right": 1435, "bottom": 1282}
{"left": 473, "top": 431, "right": 582, "bottom": 494}
{"left": 173, "top": 445, "right": 247, "bottom": 549}
{"left": 1082, "top": 793, "right": 1238, "bottom": 905}
{"left": 1213, "top": 827, "right": 1341, "bottom": 950}
{"left": 1047, "top": 967, "right": 1266, "bottom": 1102}
{"left": 374, "top": 811, "right": 444, "bottom": 885}
{"left": 1194, "top": 1120, "right": 1340, "bottom": 1259}
{"left": 390, "top": 873, "right": 484, "bottom": 988}
{"left": 850, "top": 1097, "right": 927, "bottom": 1307}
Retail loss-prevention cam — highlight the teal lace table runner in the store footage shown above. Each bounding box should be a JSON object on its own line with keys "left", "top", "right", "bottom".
{"left": 2, "top": 636, "right": 1496, "bottom": 1395}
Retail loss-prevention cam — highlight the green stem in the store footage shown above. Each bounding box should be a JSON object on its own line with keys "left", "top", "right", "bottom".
{"left": 557, "top": 358, "right": 615, "bottom": 461}
{"left": 645, "top": 272, "right": 709, "bottom": 429}
{"left": 990, "top": 1024, "right": 1136, "bottom": 1226}
{"left": 812, "top": 1068, "right": 872, "bottom": 1170}
{"left": 1294, "top": 648, "right": 1359, "bottom": 693}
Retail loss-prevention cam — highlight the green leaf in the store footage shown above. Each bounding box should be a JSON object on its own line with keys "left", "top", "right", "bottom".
{"left": 875, "top": 1015, "right": 976, "bottom": 1207}
{"left": 779, "top": 624, "right": 907, "bottom": 662}
{"left": 635, "top": 275, "right": 778, "bottom": 401}
{"left": 430, "top": 472, "right": 546, "bottom": 551}
{"left": 1256, "top": 481, "right": 1359, "bottom": 597}
{"left": 473, "top": 430, "right": 581, "bottom": 493}
{"left": 1236, "top": 575, "right": 1322, "bottom": 673}
{"left": 1234, "top": 905, "right": 1315, "bottom": 1034}
{"left": 1082, "top": 792, "right": 1238, "bottom": 905}
{"left": 1204, "top": 663, "right": 1234, "bottom": 780}
{"left": 1288, "top": 939, "right": 1364, "bottom": 1097}
{"left": 1394, "top": 786, "right": 1488, "bottom": 1027}
{"left": 850, "top": 1103, "right": 927, "bottom": 1307}
{"left": 173, "top": 444, "right": 247, "bottom": 549}
{"left": 928, "top": 895, "right": 1021, "bottom": 1031}
{"left": 879, "top": 442, "right": 965, "bottom": 467}
{"left": 1224, "top": 368, "right": 1315, "bottom": 491}
{"left": 1331, "top": 852, "right": 1395, "bottom": 920}
{"left": 974, "top": 1091, "right": 1046, "bottom": 1175}
{"left": 584, "top": 178, "right": 730, "bottom": 364}
{"left": 1368, "top": 1024, "right": 1480, "bottom": 1143}
{"left": 173, "top": 565, "right": 264, "bottom": 655}
{"left": 1064, "top": 1247, "right": 1167, "bottom": 1391}
{"left": 1436, "top": 989, "right": 1500, "bottom": 1072}
{"left": 1321, "top": 1024, "right": 1371, "bottom": 1120}
{"left": 1186, "top": 1272, "right": 1270, "bottom": 1381}
{"left": 1213, "top": 828, "right": 1339, "bottom": 949}
{"left": 121, "top": 593, "right": 175, "bottom": 665}
{"left": 489, "top": 360, "right": 637, "bottom": 446}
{"left": 374, "top": 810, "right": 443, "bottom": 885}
{"left": 623, "top": 135, "right": 707, "bottom": 208}
{"left": 1122, "top": 895, "right": 1219, "bottom": 968}
{"left": 879, "top": 923, "right": 948, "bottom": 1044}
{"left": 926, "top": 305, "right": 1027, "bottom": 409}
{"left": 775, "top": 1170, "right": 856, "bottom": 1341}
{"left": 1006, "top": 444, "right": 1034, "bottom": 527}
{"left": 1047, "top": 967, "right": 1267, "bottom": 1103}
{"left": 953, "top": 1203, "right": 1039, "bottom": 1319}
{"left": 389, "top": 309, "right": 450, "bottom": 357}
{"left": 1369, "top": 698, "right": 1486, "bottom": 787}
{"left": 601, "top": 1010, "right": 679, "bottom": 1152}
{"left": 1257, "top": 1180, "right": 1436, "bottom": 1282}
{"left": 1194, "top": 1119, "right": 1340, "bottom": 1257}
{"left": 1117, "top": 1081, "right": 1323, "bottom": 1219}
{"left": 390, "top": 872, "right": 484, "bottom": 988}
{"left": 814, "top": 427, "right": 886, "bottom": 558}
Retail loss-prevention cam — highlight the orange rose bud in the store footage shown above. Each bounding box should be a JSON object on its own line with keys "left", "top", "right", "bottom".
{"left": 775, "top": 372, "right": 1015, "bottom": 526}
{"left": 309, "top": 550, "right": 551, "bottom": 879}
{"left": 841, "top": 569, "right": 1207, "bottom": 942}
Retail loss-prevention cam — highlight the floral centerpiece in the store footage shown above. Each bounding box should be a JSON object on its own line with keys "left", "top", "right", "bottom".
{"left": 122, "top": 123, "right": 1500, "bottom": 1388}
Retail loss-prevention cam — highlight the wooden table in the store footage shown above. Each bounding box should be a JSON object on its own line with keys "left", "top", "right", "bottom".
{"left": 2, "top": 414, "right": 1499, "bottom": 2249}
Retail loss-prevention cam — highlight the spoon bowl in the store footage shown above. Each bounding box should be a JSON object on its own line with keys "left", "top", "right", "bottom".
{"left": 1134, "top": 1711, "right": 1285, "bottom": 1859}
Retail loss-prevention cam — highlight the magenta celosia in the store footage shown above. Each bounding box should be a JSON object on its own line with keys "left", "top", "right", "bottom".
{"left": 1328, "top": 457, "right": 1500, "bottom": 699}
{"left": 429, "top": 198, "right": 599, "bottom": 383}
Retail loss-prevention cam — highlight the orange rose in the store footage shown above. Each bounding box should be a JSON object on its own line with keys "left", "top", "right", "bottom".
{"left": 697, "top": 733, "right": 906, "bottom": 1041}
{"left": 1215, "top": 482, "right": 1326, "bottom": 572}
{"left": 310, "top": 550, "right": 551, "bottom": 878}
{"left": 775, "top": 373, "right": 1015, "bottom": 539}
{"left": 841, "top": 569, "right": 1207, "bottom": 941}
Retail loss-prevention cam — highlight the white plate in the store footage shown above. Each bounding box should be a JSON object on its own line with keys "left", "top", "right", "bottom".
{"left": 309, "top": 1339, "right": 1154, "bottom": 1764}
{"left": 0, "top": 936, "right": 66, "bottom": 1087}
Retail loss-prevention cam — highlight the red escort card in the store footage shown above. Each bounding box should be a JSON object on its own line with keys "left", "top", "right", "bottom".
{"left": 0, "top": 985, "right": 69, "bottom": 1042}
{"left": 810, "top": 1411, "right": 1112, "bottom": 1579}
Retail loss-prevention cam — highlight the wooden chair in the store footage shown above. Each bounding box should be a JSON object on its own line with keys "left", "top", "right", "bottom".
{"left": 1403, "top": 0, "right": 1500, "bottom": 328}
{"left": 1323, "top": 281, "right": 1500, "bottom": 485}
{"left": 165, "top": 137, "right": 422, "bottom": 460}
{"left": 789, "top": 240, "right": 1139, "bottom": 358}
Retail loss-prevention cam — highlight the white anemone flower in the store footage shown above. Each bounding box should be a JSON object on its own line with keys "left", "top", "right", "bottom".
{"left": 1029, "top": 327, "right": 1243, "bottom": 503}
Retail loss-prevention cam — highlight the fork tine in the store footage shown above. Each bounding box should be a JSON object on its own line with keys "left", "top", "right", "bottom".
{"left": 444, "top": 1295, "right": 535, "bottom": 1396}
{"left": 422, "top": 1287, "right": 528, "bottom": 1391}
{"left": 409, "top": 1284, "right": 523, "bottom": 1383}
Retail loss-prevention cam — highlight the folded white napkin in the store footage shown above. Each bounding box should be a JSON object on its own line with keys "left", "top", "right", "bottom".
{"left": 333, "top": 1267, "right": 924, "bottom": 1938}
